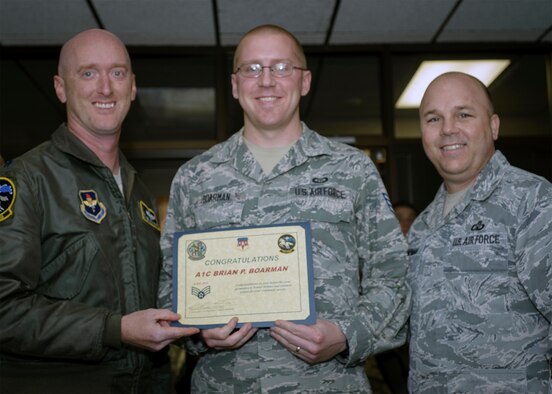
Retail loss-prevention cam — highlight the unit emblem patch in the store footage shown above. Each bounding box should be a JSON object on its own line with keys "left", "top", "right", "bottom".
{"left": 79, "top": 190, "right": 107, "bottom": 224}
{"left": 0, "top": 177, "right": 16, "bottom": 223}
{"left": 278, "top": 234, "right": 296, "bottom": 253}
{"left": 140, "top": 201, "right": 160, "bottom": 231}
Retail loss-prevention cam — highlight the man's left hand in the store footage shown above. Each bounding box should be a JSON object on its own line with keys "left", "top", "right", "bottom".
{"left": 269, "top": 319, "right": 347, "bottom": 364}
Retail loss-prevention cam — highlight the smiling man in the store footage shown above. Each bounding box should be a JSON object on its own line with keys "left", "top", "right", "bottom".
{"left": 0, "top": 29, "right": 198, "bottom": 393}
{"left": 407, "top": 72, "right": 552, "bottom": 393}
{"left": 158, "top": 24, "right": 410, "bottom": 393}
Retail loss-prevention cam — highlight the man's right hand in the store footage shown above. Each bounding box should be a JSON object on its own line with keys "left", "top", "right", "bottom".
{"left": 121, "top": 309, "right": 199, "bottom": 351}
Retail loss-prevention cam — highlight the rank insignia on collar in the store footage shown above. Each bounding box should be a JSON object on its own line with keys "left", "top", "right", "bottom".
{"left": 140, "top": 201, "right": 160, "bottom": 231}
{"left": 0, "top": 177, "right": 16, "bottom": 223}
{"left": 79, "top": 190, "right": 107, "bottom": 224}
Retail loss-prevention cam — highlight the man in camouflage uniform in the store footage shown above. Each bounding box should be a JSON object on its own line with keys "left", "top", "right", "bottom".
{"left": 408, "top": 72, "right": 552, "bottom": 393}
{"left": 158, "top": 24, "right": 410, "bottom": 393}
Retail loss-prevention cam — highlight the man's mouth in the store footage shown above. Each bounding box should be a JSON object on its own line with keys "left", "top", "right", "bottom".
{"left": 94, "top": 102, "right": 115, "bottom": 109}
{"left": 441, "top": 143, "right": 466, "bottom": 151}
{"left": 257, "top": 96, "right": 278, "bottom": 102}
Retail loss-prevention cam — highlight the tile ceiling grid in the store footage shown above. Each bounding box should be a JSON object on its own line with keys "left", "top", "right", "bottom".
{"left": 330, "top": 0, "right": 458, "bottom": 44}
{"left": 1, "top": 0, "right": 551, "bottom": 46}
{"left": 439, "top": 0, "right": 552, "bottom": 42}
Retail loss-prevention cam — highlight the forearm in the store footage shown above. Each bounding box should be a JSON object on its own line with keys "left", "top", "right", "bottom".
{"left": 0, "top": 295, "right": 111, "bottom": 360}
{"left": 334, "top": 279, "right": 411, "bottom": 365}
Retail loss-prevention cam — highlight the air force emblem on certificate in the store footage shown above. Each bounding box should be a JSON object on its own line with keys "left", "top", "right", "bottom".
{"left": 237, "top": 237, "right": 249, "bottom": 250}
{"left": 278, "top": 234, "right": 296, "bottom": 253}
{"left": 187, "top": 240, "right": 207, "bottom": 260}
{"left": 192, "top": 285, "right": 211, "bottom": 299}
{"left": 79, "top": 190, "right": 106, "bottom": 224}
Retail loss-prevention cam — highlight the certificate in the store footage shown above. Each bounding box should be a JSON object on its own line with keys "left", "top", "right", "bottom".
{"left": 172, "top": 222, "right": 315, "bottom": 328}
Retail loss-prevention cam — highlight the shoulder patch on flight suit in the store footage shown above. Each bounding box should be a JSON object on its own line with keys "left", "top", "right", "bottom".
{"left": 0, "top": 177, "right": 16, "bottom": 222}
{"left": 79, "top": 190, "right": 107, "bottom": 224}
{"left": 140, "top": 200, "right": 160, "bottom": 231}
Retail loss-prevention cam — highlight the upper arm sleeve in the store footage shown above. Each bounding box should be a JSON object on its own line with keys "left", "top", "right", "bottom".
{"left": 335, "top": 163, "right": 411, "bottom": 365}
{"left": 515, "top": 183, "right": 552, "bottom": 325}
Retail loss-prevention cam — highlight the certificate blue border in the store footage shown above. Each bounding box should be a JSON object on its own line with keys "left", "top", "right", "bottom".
{"left": 171, "top": 222, "right": 316, "bottom": 328}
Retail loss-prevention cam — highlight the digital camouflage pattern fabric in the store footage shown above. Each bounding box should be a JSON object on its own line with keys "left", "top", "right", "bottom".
{"left": 408, "top": 151, "right": 552, "bottom": 393}
{"left": 159, "top": 124, "right": 411, "bottom": 393}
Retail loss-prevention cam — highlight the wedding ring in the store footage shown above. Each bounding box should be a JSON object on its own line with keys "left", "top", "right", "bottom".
{"left": 294, "top": 346, "right": 301, "bottom": 353}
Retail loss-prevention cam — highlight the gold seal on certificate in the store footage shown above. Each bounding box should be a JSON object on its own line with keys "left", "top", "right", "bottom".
{"left": 172, "top": 222, "right": 315, "bottom": 328}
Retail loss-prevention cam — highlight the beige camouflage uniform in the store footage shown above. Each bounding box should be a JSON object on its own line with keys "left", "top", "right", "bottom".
{"left": 408, "top": 151, "right": 552, "bottom": 393}
{"left": 159, "top": 124, "right": 410, "bottom": 393}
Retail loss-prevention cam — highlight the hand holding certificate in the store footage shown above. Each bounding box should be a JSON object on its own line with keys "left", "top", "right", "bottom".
{"left": 172, "top": 223, "right": 315, "bottom": 328}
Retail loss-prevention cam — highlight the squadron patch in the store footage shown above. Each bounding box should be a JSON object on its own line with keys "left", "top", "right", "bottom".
{"left": 0, "top": 177, "right": 16, "bottom": 223}
{"left": 79, "top": 190, "right": 107, "bottom": 224}
{"left": 187, "top": 240, "right": 207, "bottom": 261}
{"left": 140, "top": 201, "right": 160, "bottom": 231}
{"left": 278, "top": 234, "right": 296, "bottom": 253}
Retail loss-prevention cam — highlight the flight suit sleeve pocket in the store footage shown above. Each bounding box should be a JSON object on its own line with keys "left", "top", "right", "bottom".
{"left": 37, "top": 234, "right": 99, "bottom": 300}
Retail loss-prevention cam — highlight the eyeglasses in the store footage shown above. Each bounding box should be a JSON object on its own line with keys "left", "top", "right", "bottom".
{"left": 234, "top": 62, "right": 307, "bottom": 78}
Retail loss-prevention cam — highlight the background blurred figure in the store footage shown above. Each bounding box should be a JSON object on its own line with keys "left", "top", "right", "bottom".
{"left": 408, "top": 71, "right": 551, "bottom": 393}
{"left": 0, "top": 29, "right": 197, "bottom": 394}
{"left": 393, "top": 201, "right": 418, "bottom": 235}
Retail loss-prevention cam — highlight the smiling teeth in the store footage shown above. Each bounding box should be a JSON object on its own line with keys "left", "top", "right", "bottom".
{"left": 258, "top": 97, "right": 276, "bottom": 102}
{"left": 442, "top": 144, "right": 464, "bottom": 151}
{"left": 95, "top": 102, "right": 115, "bottom": 109}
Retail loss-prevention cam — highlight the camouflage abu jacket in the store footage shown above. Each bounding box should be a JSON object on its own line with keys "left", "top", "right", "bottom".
{"left": 159, "top": 123, "right": 410, "bottom": 394}
{"left": 408, "top": 151, "right": 552, "bottom": 393}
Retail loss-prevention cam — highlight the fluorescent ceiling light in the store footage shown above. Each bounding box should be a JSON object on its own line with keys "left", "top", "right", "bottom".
{"left": 395, "top": 60, "right": 511, "bottom": 109}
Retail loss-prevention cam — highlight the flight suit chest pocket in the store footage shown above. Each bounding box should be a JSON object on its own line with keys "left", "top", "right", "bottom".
{"left": 37, "top": 234, "right": 99, "bottom": 300}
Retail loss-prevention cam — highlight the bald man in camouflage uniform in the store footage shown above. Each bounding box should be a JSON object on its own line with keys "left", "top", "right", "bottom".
{"left": 408, "top": 72, "right": 552, "bottom": 393}
{"left": 158, "top": 25, "right": 410, "bottom": 393}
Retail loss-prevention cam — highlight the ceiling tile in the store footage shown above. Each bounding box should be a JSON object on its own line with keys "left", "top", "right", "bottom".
{"left": 331, "top": 0, "right": 457, "bottom": 44}
{"left": 217, "top": 0, "right": 335, "bottom": 45}
{"left": 438, "top": 0, "right": 552, "bottom": 42}
{"left": 93, "top": 0, "right": 215, "bottom": 45}
{"left": 0, "top": 0, "right": 98, "bottom": 45}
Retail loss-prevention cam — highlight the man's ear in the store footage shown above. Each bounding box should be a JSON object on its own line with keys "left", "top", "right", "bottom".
{"left": 54, "top": 75, "right": 67, "bottom": 103}
{"left": 131, "top": 74, "right": 137, "bottom": 101}
{"left": 301, "top": 70, "right": 312, "bottom": 97}
{"left": 491, "top": 113, "right": 500, "bottom": 141}
{"left": 231, "top": 73, "right": 239, "bottom": 99}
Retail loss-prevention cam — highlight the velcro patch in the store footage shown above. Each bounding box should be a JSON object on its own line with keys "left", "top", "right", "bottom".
{"left": 140, "top": 200, "right": 160, "bottom": 231}
{"left": 79, "top": 190, "right": 107, "bottom": 224}
{"left": 0, "top": 177, "right": 16, "bottom": 222}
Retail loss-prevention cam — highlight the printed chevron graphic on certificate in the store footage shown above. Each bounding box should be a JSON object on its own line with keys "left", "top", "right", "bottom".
{"left": 172, "top": 222, "right": 315, "bottom": 328}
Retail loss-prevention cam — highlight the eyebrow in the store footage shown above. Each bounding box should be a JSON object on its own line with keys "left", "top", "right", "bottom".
{"left": 421, "top": 105, "right": 475, "bottom": 117}
{"left": 77, "top": 63, "right": 129, "bottom": 71}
